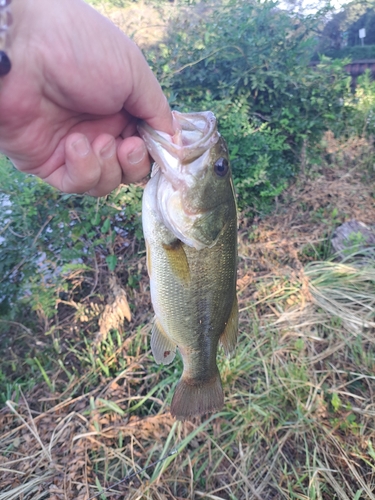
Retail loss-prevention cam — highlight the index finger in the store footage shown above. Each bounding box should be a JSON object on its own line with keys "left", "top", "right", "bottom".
{"left": 123, "top": 41, "right": 174, "bottom": 135}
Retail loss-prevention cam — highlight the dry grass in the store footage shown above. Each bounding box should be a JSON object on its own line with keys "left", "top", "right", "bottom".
{"left": 97, "top": 276, "right": 132, "bottom": 344}
{"left": 1, "top": 137, "right": 375, "bottom": 498}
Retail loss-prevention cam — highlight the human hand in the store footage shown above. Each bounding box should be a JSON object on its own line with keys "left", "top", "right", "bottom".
{"left": 0, "top": 0, "right": 173, "bottom": 196}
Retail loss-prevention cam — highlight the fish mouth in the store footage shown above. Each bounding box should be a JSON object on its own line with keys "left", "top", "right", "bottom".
{"left": 139, "top": 111, "right": 224, "bottom": 249}
{"left": 138, "top": 111, "right": 220, "bottom": 171}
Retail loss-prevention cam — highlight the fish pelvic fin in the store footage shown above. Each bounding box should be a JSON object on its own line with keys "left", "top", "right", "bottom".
{"left": 151, "top": 319, "right": 177, "bottom": 365}
{"left": 170, "top": 372, "right": 224, "bottom": 421}
{"left": 220, "top": 295, "right": 238, "bottom": 357}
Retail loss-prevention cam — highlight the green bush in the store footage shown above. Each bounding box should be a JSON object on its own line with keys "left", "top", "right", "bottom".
{"left": 312, "top": 45, "right": 375, "bottom": 61}
{"left": 0, "top": 158, "right": 143, "bottom": 323}
{"left": 146, "top": 0, "right": 351, "bottom": 211}
{"left": 175, "top": 93, "right": 291, "bottom": 210}
{"left": 348, "top": 69, "right": 375, "bottom": 136}
{"left": 329, "top": 69, "right": 375, "bottom": 139}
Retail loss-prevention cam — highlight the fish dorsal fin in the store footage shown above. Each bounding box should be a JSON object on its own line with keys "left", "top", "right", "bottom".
{"left": 162, "top": 239, "right": 190, "bottom": 283}
{"left": 151, "top": 319, "right": 177, "bottom": 365}
{"left": 220, "top": 295, "right": 238, "bottom": 357}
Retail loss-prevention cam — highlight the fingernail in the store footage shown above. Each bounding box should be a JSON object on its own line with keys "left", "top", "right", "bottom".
{"left": 128, "top": 144, "right": 146, "bottom": 165}
{"left": 72, "top": 137, "right": 90, "bottom": 157}
{"left": 100, "top": 138, "right": 116, "bottom": 159}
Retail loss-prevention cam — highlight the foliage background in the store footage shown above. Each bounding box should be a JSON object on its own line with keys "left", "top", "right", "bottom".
{"left": 146, "top": 0, "right": 352, "bottom": 209}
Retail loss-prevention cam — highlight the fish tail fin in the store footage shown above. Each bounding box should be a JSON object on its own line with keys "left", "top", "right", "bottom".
{"left": 170, "top": 372, "right": 224, "bottom": 421}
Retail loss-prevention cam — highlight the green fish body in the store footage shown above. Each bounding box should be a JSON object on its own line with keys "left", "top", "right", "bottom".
{"left": 139, "top": 111, "right": 238, "bottom": 420}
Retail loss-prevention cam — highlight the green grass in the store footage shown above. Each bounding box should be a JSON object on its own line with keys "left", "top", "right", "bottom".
{"left": 1, "top": 162, "right": 375, "bottom": 498}
{"left": 1, "top": 248, "right": 375, "bottom": 499}
{"left": 1, "top": 143, "right": 375, "bottom": 498}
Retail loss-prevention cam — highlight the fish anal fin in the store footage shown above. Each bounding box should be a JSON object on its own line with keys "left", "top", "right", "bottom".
{"left": 170, "top": 372, "right": 224, "bottom": 421}
{"left": 220, "top": 295, "right": 238, "bottom": 357}
{"left": 162, "top": 239, "right": 190, "bottom": 283}
{"left": 151, "top": 319, "right": 177, "bottom": 365}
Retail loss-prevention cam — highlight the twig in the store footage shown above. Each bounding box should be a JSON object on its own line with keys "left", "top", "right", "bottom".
{"left": 0, "top": 220, "right": 11, "bottom": 236}
{"left": 206, "top": 435, "right": 264, "bottom": 500}
{"left": 88, "top": 449, "right": 178, "bottom": 500}
{"left": 0, "top": 387, "right": 101, "bottom": 441}
{"left": 0, "top": 320, "right": 33, "bottom": 335}
{"left": 6, "top": 399, "right": 52, "bottom": 464}
{"left": 163, "top": 44, "right": 248, "bottom": 79}
{"left": 0, "top": 215, "right": 54, "bottom": 284}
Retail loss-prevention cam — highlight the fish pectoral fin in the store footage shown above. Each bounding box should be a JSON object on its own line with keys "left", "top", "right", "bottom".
{"left": 162, "top": 239, "right": 190, "bottom": 283}
{"left": 151, "top": 319, "right": 177, "bottom": 365}
{"left": 220, "top": 295, "right": 238, "bottom": 357}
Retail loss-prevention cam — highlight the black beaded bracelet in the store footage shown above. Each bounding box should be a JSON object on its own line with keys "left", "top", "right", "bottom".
{"left": 0, "top": 0, "right": 12, "bottom": 77}
{"left": 0, "top": 51, "right": 11, "bottom": 75}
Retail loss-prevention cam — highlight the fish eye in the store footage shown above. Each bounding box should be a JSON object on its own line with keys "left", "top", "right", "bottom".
{"left": 214, "top": 157, "right": 229, "bottom": 177}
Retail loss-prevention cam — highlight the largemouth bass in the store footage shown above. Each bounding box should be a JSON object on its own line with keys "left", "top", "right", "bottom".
{"left": 138, "top": 111, "right": 238, "bottom": 421}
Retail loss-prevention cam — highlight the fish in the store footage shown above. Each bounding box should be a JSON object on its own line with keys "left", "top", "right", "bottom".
{"left": 138, "top": 111, "right": 238, "bottom": 421}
